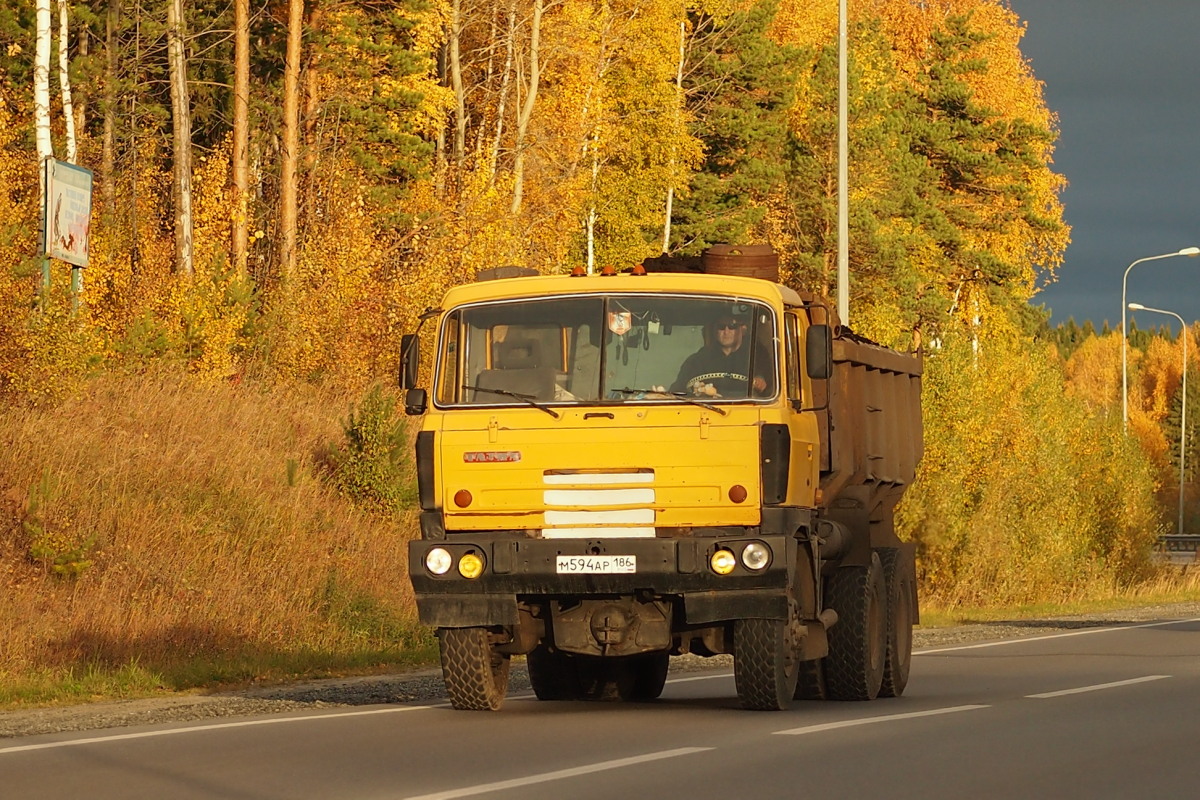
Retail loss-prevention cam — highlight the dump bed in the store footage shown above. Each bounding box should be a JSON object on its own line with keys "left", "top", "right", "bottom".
{"left": 814, "top": 330, "right": 923, "bottom": 523}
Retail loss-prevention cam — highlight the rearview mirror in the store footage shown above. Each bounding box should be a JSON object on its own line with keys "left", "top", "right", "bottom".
{"left": 399, "top": 334, "right": 420, "bottom": 389}
{"left": 404, "top": 388, "right": 428, "bottom": 416}
{"left": 805, "top": 324, "right": 832, "bottom": 380}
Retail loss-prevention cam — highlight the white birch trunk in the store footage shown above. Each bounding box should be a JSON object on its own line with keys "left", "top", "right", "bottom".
{"left": 232, "top": 0, "right": 250, "bottom": 276}
{"left": 279, "top": 0, "right": 303, "bottom": 283}
{"left": 449, "top": 0, "right": 466, "bottom": 165}
{"left": 167, "top": 0, "right": 194, "bottom": 275}
{"left": 102, "top": 0, "right": 116, "bottom": 211}
{"left": 488, "top": 3, "right": 515, "bottom": 181}
{"left": 57, "top": 0, "right": 77, "bottom": 163}
{"left": 35, "top": 0, "right": 53, "bottom": 185}
{"left": 509, "top": 0, "right": 543, "bottom": 215}
{"left": 662, "top": 20, "right": 685, "bottom": 253}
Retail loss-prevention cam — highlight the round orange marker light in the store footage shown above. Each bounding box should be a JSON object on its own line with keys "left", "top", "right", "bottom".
{"left": 570, "top": 266, "right": 587, "bottom": 277}
{"left": 454, "top": 489, "right": 473, "bottom": 508}
{"left": 458, "top": 552, "right": 485, "bottom": 579}
{"left": 710, "top": 549, "right": 737, "bottom": 576}
{"left": 728, "top": 485, "right": 749, "bottom": 504}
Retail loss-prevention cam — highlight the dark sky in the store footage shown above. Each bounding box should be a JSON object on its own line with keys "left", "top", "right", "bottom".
{"left": 1005, "top": 0, "right": 1200, "bottom": 330}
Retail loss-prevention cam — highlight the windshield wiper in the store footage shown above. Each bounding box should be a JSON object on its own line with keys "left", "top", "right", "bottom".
{"left": 611, "top": 387, "right": 728, "bottom": 416}
{"left": 462, "top": 384, "right": 560, "bottom": 419}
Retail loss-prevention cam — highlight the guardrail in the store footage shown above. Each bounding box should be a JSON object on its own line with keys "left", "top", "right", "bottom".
{"left": 1154, "top": 535, "right": 1200, "bottom": 564}
{"left": 1156, "top": 535, "right": 1200, "bottom": 552}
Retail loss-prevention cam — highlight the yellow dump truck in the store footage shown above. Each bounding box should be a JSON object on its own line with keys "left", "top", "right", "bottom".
{"left": 402, "top": 258, "right": 923, "bottom": 711}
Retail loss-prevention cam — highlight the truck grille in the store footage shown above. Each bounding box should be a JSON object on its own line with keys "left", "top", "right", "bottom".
{"left": 541, "top": 471, "right": 656, "bottom": 538}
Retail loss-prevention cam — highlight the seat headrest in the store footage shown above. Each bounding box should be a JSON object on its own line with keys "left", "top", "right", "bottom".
{"left": 495, "top": 338, "right": 541, "bottom": 370}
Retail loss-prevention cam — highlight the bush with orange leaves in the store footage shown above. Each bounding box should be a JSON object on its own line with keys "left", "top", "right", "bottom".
{"left": 898, "top": 314, "right": 1164, "bottom": 608}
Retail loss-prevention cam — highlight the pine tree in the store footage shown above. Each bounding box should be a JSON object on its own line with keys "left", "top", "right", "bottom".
{"left": 669, "top": 0, "right": 797, "bottom": 253}
{"left": 906, "top": 13, "right": 1066, "bottom": 321}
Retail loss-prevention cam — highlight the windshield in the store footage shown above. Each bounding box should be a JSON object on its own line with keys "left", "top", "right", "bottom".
{"left": 434, "top": 294, "right": 778, "bottom": 407}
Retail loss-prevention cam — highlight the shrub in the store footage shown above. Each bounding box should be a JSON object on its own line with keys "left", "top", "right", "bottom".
{"left": 326, "top": 385, "right": 415, "bottom": 512}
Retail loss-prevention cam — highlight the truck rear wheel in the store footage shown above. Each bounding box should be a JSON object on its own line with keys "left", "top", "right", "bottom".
{"left": 793, "top": 658, "right": 827, "bottom": 700}
{"left": 618, "top": 652, "right": 670, "bottom": 702}
{"left": 824, "top": 553, "right": 886, "bottom": 701}
{"left": 439, "top": 627, "right": 511, "bottom": 710}
{"left": 878, "top": 547, "right": 914, "bottom": 698}
{"left": 734, "top": 617, "right": 799, "bottom": 711}
{"left": 526, "top": 645, "right": 580, "bottom": 701}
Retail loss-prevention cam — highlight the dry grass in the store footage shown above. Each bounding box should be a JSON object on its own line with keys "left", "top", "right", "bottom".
{"left": 0, "top": 371, "right": 434, "bottom": 706}
{"left": 920, "top": 566, "right": 1200, "bottom": 627}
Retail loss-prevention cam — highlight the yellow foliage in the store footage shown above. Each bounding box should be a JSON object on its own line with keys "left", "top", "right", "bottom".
{"left": 1065, "top": 331, "right": 1122, "bottom": 411}
{"left": 899, "top": 317, "right": 1163, "bottom": 607}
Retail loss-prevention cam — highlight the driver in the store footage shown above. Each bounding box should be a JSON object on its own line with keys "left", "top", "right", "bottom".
{"left": 670, "top": 315, "right": 770, "bottom": 397}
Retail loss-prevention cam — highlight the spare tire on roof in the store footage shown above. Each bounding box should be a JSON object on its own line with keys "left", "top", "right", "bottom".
{"left": 476, "top": 265, "right": 539, "bottom": 281}
{"left": 702, "top": 244, "right": 779, "bottom": 282}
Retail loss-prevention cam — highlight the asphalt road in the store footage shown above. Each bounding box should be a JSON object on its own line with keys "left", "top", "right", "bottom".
{"left": 4, "top": 613, "right": 1200, "bottom": 800}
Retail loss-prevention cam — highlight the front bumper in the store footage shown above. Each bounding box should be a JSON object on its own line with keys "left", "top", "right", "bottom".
{"left": 408, "top": 534, "right": 794, "bottom": 628}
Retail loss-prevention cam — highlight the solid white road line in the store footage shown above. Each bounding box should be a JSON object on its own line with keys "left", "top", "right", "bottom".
{"left": 1026, "top": 674, "right": 1171, "bottom": 699}
{"left": 399, "top": 747, "right": 715, "bottom": 800}
{"left": 773, "top": 704, "right": 989, "bottom": 736}
{"left": 918, "top": 617, "right": 1200, "bottom": 655}
{"left": 0, "top": 703, "right": 448, "bottom": 756}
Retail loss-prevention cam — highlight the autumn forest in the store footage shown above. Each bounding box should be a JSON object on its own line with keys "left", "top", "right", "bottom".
{"left": 0, "top": 0, "right": 1195, "bottom": 694}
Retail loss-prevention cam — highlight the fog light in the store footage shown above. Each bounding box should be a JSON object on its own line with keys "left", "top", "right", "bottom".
{"left": 741, "top": 542, "right": 771, "bottom": 571}
{"left": 425, "top": 547, "right": 453, "bottom": 575}
{"left": 710, "top": 549, "right": 737, "bottom": 575}
{"left": 458, "top": 552, "right": 485, "bottom": 579}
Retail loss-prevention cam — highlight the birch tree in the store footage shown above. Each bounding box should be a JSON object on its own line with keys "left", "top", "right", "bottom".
{"left": 57, "top": 0, "right": 77, "bottom": 163}
{"left": 232, "top": 0, "right": 250, "bottom": 276}
{"left": 279, "top": 0, "right": 303, "bottom": 283}
{"left": 448, "top": 0, "right": 467, "bottom": 166}
{"left": 35, "top": 0, "right": 53, "bottom": 185}
{"left": 509, "top": 0, "right": 543, "bottom": 215}
{"left": 102, "top": 0, "right": 117, "bottom": 211}
{"left": 167, "top": 0, "right": 194, "bottom": 275}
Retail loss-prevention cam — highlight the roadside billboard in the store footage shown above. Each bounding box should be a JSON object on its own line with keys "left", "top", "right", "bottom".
{"left": 43, "top": 158, "right": 94, "bottom": 268}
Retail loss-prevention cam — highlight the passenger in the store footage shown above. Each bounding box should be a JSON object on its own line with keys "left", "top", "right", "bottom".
{"left": 670, "top": 315, "right": 771, "bottom": 397}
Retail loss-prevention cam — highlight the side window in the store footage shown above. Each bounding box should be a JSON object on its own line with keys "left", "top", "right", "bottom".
{"left": 436, "top": 312, "right": 461, "bottom": 404}
{"left": 785, "top": 313, "right": 802, "bottom": 404}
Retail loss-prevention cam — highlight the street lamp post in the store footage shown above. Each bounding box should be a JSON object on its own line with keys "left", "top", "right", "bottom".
{"left": 1128, "top": 302, "right": 1189, "bottom": 537}
{"left": 1122, "top": 247, "right": 1200, "bottom": 431}
{"left": 836, "top": 0, "right": 848, "bottom": 325}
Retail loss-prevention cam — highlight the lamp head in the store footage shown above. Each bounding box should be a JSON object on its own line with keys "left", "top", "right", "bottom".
{"left": 1128, "top": 302, "right": 1146, "bottom": 311}
{"left": 1180, "top": 247, "right": 1200, "bottom": 257}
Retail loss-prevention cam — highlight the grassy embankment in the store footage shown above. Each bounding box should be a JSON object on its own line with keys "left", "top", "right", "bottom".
{"left": 2, "top": 372, "right": 1199, "bottom": 709}
{"left": 0, "top": 372, "right": 435, "bottom": 708}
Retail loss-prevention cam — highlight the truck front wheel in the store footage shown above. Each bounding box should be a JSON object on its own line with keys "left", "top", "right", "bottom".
{"left": 824, "top": 553, "right": 886, "bottom": 701}
{"left": 734, "top": 617, "right": 799, "bottom": 711}
{"left": 439, "top": 627, "right": 511, "bottom": 711}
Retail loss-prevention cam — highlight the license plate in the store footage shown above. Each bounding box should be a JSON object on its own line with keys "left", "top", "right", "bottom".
{"left": 555, "top": 555, "right": 637, "bottom": 574}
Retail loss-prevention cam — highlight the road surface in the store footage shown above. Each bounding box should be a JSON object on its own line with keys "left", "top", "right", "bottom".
{"left": 3, "top": 614, "right": 1199, "bottom": 799}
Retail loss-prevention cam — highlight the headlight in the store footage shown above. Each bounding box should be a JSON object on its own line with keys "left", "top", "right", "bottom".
{"left": 425, "top": 547, "right": 453, "bottom": 575}
{"left": 741, "top": 542, "right": 771, "bottom": 571}
{"left": 458, "top": 552, "right": 485, "bottom": 579}
{"left": 710, "top": 549, "right": 737, "bottom": 575}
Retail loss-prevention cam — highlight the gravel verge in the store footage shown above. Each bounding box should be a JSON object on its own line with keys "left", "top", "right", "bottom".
{"left": 4, "top": 601, "right": 1198, "bottom": 740}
